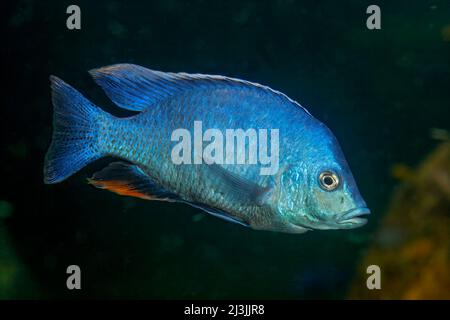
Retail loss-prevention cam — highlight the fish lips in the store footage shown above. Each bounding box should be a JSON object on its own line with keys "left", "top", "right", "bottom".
{"left": 337, "top": 207, "right": 371, "bottom": 228}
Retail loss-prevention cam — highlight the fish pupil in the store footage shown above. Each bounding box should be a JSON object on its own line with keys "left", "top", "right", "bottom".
{"left": 323, "top": 176, "right": 334, "bottom": 186}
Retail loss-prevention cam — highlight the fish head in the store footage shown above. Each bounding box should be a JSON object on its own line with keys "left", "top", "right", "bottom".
{"left": 304, "top": 162, "right": 370, "bottom": 230}
{"left": 278, "top": 127, "right": 370, "bottom": 232}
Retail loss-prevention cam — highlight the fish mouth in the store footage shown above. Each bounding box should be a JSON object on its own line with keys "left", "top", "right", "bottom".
{"left": 337, "top": 207, "right": 371, "bottom": 228}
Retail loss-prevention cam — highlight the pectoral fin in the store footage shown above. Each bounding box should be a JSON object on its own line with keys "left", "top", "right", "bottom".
{"left": 88, "top": 161, "right": 270, "bottom": 229}
{"left": 205, "top": 163, "right": 274, "bottom": 206}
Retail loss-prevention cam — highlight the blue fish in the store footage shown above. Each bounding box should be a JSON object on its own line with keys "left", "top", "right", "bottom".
{"left": 44, "top": 64, "right": 370, "bottom": 233}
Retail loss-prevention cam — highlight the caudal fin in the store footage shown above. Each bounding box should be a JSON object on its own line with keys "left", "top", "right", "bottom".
{"left": 44, "top": 76, "right": 105, "bottom": 184}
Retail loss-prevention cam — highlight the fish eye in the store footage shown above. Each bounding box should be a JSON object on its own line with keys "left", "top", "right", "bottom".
{"left": 319, "top": 171, "right": 340, "bottom": 191}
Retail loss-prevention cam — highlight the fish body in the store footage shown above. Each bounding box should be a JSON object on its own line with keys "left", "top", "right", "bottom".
{"left": 44, "top": 64, "right": 370, "bottom": 233}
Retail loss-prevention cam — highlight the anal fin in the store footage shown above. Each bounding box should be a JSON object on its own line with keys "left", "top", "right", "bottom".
{"left": 89, "top": 161, "right": 252, "bottom": 228}
{"left": 88, "top": 162, "right": 179, "bottom": 202}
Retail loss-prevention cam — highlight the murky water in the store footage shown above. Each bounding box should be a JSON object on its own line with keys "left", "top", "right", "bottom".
{"left": 1, "top": 0, "right": 449, "bottom": 299}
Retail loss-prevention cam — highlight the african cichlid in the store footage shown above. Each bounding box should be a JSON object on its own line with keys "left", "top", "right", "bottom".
{"left": 44, "top": 64, "right": 370, "bottom": 233}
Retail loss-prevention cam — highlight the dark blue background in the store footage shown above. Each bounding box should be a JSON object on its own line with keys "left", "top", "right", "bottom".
{"left": 1, "top": 0, "right": 449, "bottom": 298}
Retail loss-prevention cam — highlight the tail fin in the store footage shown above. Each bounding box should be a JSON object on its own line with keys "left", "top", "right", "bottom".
{"left": 44, "top": 76, "right": 105, "bottom": 184}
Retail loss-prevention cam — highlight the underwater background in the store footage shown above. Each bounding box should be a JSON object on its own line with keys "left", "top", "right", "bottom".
{"left": 1, "top": 0, "right": 449, "bottom": 299}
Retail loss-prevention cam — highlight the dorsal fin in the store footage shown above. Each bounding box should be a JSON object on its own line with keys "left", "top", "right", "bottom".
{"left": 88, "top": 161, "right": 180, "bottom": 202}
{"left": 89, "top": 63, "right": 310, "bottom": 114}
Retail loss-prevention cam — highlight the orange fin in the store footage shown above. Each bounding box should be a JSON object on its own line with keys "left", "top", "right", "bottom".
{"left": 87, "top": 178, "right": 154, "bottom": 200}
{"left": 88, "top": 162, "right": 179, "bottom": 202}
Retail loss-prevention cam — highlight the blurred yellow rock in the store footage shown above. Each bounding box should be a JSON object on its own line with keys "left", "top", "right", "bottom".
{"left": 441, "top": 24, "right": 450, "bottom": 42}
{"left": 348, "top": 142, "right": 450, "bottom": 299}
